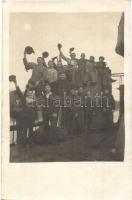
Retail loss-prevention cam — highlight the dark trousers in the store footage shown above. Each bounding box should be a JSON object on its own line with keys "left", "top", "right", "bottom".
{"left": 84, "top": 109, "right": 92, "bottom": 131}
{"left": 14, "top": 108, "right": 36, "bottom": 144}
{"left": 61, "top": 107, "right": 68, "bottom": 129}
{"left": 43, "top": 111, "right": 58, "bottom": 130}
{"left": 66, "top": 108, "right": 84, "bottom": 135}
{"left": 103, "top": 111, "right": 113, "bottom": 130}
{"left": 17, "top": 121, "right": 34, "bottom": 144}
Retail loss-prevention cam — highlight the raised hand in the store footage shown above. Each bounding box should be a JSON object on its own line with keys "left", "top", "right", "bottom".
{"left": 57, "top": 43, "right": 62, "bottom": 51}
{"left": 24, "top": 46, "right": 35, "bottom": 54}
{"left": 9, "top": 75, "right": 18, "bottom": 87}
{"left": 69, "top": 47, "right": 74, "bottom": 54}
{"left": 42, "top": 51, "right": 49, "bottom": 58}
{"left": 9, "top": 75, "right": 16, "bottom": 83}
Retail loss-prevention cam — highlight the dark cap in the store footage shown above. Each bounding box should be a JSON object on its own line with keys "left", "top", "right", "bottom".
{"left": 24, "top": 46, "right": 35, "bottom": 54}
{"left": 52, "top": 56, "right": 57, "bottom": 61}
{"left": 42, "top": 51, "right": 49, "bottom": 58}
{"left": 9, "top": 75, "right": 16, "bottom": 82}
{"left": 58, "top": 43, "right": 62, "bottom": 50}
{"left": 69, "top": 47, "right": 74, "bottom": 53}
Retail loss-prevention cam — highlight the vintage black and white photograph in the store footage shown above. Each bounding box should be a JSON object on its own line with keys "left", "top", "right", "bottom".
{"left": 9, "top": 12, "right": 124, "bottom": 162}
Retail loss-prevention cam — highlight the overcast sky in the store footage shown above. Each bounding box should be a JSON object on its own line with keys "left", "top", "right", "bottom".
{"left": 9, "top": 12, "right": 124, "bottom": 100}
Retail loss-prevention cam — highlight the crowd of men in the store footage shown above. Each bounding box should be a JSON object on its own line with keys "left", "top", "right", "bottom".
{"left": 10, "top": 44, "right": 116, "bottom": 145}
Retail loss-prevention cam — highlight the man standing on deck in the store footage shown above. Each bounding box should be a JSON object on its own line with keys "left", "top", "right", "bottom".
{"left": 47, "top": 60, "right": 58, "bottom": 84}
{"left": 23, "top": 47, "right": 48, "bottom": 87}
{"left": 9, "top": 75, "right": 36, "bottom": 145}
{"left": 57, "top": 44, "right": 80, "bottom": 88}
{"left": 52, "top": 71, "right": 71, "bottom": 129}
{"left": 77, "top": 53, "right": 88, "bottom": 86}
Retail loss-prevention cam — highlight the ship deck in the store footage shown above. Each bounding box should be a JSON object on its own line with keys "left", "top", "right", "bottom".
{"left": 10, "top": 119, "right": 124, "bottom": 162}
